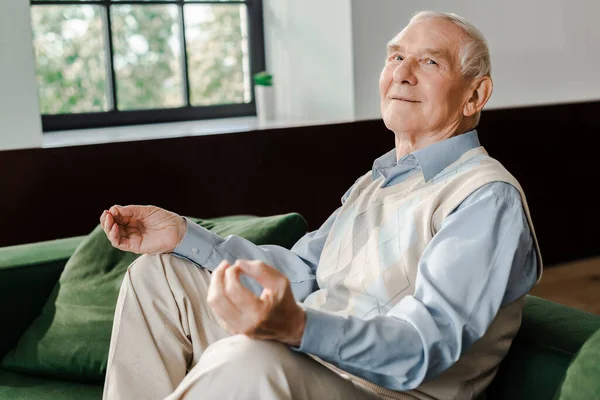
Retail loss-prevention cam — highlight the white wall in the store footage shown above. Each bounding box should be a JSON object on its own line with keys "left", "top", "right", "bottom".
{"left": 0, "top": 0, "right": 42, "bottom": 150}
{"left": 351, "top": 0, "right": 600, "bottom": 120}
{"left": 0, "top": 0, "right": 355, "bottom": 151}
{"left": 2, "top": 1, "right": 600, "bottom": 150}
{"left": 262, "top": 0, "right": 355, "bottom": 121}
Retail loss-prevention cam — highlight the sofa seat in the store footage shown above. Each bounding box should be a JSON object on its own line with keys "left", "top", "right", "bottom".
{"left": 0, "top": 369, "right": 102, "bottom": 400}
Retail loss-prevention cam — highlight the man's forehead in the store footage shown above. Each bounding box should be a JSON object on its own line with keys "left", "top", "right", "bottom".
{"left": 386, "top": 19, "right": 462, "bottom": 57}
{"left": 386, "top": 43, "right": 451, "bottom": 59}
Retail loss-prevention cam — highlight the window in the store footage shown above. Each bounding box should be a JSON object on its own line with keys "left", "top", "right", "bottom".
{"left": 30, "top": 0, "right": 265, "bottom": 132}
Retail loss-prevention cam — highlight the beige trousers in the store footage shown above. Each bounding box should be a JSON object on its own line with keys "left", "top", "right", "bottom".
{"left": 102, "top": 253, "right": 389, "bottom": 400}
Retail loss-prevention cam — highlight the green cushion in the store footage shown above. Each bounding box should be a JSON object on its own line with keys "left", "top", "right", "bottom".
{"left": 486, "top": 296, "right": 600, "bottom": 400}
{"left": 0, "top": 368, "right": 102, "bottom": 400}
{"left": 554, "top": 327, "right": 600, "bottom": 400}
{"left": 1, "top": 213, "right": 307, "bottom": 382}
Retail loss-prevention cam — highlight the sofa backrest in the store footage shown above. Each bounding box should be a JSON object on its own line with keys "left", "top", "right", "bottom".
{"left": 0, "top": 237, "right": 84, "bottom": 359}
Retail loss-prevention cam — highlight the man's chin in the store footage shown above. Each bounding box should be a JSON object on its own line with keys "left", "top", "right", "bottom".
{"left": 382, "top": 114, "right": 418, "bottom": 133}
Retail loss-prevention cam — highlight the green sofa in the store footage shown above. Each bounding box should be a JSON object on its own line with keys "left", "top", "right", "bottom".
{"left": 1, "top": 234, "right": 599, "bottom": 400}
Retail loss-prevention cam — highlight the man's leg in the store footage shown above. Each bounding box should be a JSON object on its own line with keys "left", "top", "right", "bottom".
{"left": 102, "top": 254, "right": 231, "bottom": 400}
{"left": 164, "top": 334, "right": 387, "bottom": 400}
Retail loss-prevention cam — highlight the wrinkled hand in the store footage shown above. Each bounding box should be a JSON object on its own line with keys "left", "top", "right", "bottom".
{"left": 99, "top": 205, "right": 187, "bottom": 255}
{"left": 207, "top": 259, "right": 307, "bottom": 347}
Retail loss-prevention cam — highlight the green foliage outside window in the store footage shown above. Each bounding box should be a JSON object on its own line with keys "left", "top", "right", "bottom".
{"left": 31, "top": 2, "right": 250, "bottom": 115}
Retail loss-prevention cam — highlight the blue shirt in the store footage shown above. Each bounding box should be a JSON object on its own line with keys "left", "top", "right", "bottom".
{"left": 173, "top": 129, "right": 538, "bottom": 391}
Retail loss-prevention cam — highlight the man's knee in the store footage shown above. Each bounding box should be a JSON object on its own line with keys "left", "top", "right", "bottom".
{"left": 170, "top": 336, "right": 297, "bottom": 400}
{"left": 126, "top": 253, "right": 168, "bottom": 287}
{"left": 202, "top": 335, "right": 290, "bottom": 374}
{"left": 128, "top": 252, "right": 159, "bottom": 271}
{"left": 126, "top": 253, "right": 205, "bottom": 292}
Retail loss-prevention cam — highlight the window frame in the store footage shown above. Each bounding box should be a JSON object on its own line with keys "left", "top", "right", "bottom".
{"left": 30, "top": 0, "right": 266, "bottom": 132}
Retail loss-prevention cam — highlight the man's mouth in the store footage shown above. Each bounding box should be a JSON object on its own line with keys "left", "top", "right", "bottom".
{"left": 390, "top": 96, "right": 420, "bottom": 103}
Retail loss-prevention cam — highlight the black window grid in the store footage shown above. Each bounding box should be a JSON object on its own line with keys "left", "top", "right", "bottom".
{"left": 30, "top": 0, "right": 265, "bottom": 132}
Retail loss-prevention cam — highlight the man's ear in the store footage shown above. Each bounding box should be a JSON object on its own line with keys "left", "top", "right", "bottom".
{"left": 463, "top": 76, "right": 493, "bottom": 117}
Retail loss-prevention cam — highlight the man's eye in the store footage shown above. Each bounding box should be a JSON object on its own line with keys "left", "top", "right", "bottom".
{"left": 392, "top": 55, "right": 403, "bottom": 61}
{"left": 426, "top": 59, "right": 438, "bottom": 65}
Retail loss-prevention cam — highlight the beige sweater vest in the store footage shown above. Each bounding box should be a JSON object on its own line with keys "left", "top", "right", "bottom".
{"left": 303, "top": 146, "right": 543, "bottom": 400}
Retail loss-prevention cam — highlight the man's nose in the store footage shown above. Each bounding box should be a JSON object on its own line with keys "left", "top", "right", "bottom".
{"left": 393, "top": 56, "right": 417, "bottom": 86}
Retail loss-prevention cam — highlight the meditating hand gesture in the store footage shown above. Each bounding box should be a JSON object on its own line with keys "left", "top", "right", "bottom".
{"left": 207, "top": 259, "right": 307, "bottom": 347}
{"left": 99, "top": 205, "right": 187, "bottom": 254}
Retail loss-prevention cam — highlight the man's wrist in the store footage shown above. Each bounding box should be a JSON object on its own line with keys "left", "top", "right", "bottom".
{"left": 178, "top": 216, "right": 187, "bottom": 240}
{"left": 170, "top": 216, "right": 188, "bottom": 252}
{"left": 281, "top": 307, "right": 306, "bottom": 347}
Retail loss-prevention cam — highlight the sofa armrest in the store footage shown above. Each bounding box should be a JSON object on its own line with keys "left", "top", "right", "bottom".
{"left": 488, "top": 295, "right": 600, "bottom": 400}
{"left": 0, "top": 237, "right": 85, "bottom": 359}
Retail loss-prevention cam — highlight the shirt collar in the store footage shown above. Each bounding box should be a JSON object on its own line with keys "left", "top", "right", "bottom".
{"left": 372, "top": 129, "right": 481, "bottom": 183}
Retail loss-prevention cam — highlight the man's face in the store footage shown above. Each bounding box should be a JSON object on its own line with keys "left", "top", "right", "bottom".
{"left": 379, "top": 18, "right": 471, "bottom": 135}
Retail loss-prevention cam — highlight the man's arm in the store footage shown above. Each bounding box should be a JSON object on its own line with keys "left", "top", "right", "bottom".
{"left": 172, "top": 181, "right": 357, "bottom": 302}
{"left": 291, "top": 182, "right": 538, "bottom": 390}
{"left": 172, "top": 209, "right": 340, "bottom": 302}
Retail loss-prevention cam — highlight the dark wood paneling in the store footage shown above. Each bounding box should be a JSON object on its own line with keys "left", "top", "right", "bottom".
{"left": 0, "top": 121, "right": 390, "bottom": 248}
{"left": 477, "top": 101, "right": 599, "bottom": 267}
{"left": 1, "top": 100, "right": 599, "bottom": 267}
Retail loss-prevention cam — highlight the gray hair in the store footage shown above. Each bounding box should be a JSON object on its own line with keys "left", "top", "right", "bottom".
{"left": 410, "top": 11, "right": 491, "bottom": 79}
{"left": 410, "top": 11, "right": 491, "bottom": 124}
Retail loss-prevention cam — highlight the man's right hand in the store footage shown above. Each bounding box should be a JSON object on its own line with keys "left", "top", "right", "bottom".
{"left": 99, "top": 205, "right": 187, "bottom": 254}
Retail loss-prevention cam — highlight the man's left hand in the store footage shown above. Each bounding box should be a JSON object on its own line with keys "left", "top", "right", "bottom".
{"left": 206, "top": 259, "right": 306, "bottom": 347}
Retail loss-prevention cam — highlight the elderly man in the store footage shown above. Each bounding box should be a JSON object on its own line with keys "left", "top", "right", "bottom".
{"left": 101, "top": 11, "right": 542, "bottom": 400}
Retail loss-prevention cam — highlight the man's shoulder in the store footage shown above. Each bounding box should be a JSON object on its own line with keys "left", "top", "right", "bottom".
{"left": 449, "top": 148, "right": 509, "bottom": 175}
{"left": 437, "top": 149, "right": 522, "bottom": 192}
{"left": 430, "top": 155, "right": 527, "bottom": 230}
{"left": 459, "top": 181, "right": 524, "bottom": 209}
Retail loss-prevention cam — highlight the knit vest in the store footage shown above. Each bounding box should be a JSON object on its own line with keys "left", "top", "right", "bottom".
{"left": 303, "top": 146, "right": 543, "bottom": 400}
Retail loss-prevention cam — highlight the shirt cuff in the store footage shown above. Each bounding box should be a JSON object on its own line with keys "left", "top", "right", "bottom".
{"left": 172, "top": 217, "right": 219, "bottom": 267}
{"left": 289, "top": 303, "right": 343, "bottom": 362}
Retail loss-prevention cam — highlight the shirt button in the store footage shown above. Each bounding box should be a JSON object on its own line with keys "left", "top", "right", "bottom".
{"left": 191, "top": 248, "right": 199, "bottom": 255}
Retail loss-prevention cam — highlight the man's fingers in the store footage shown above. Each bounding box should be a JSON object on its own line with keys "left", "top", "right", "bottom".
{"left": 101, "top": 205, "right": 133, "bottom": 227}
{"left": 104, "top": 213, "right": 113, "bottom": 235}
{"left": 101, "top": 207, "right": 134, "bottom": 251}
{"left": 235, "top": 259, "right": 283, "bottom": 289}
{"left": 207, "top": 260, "right": 231, "bottom": 304}
{"left": 109, "top": 206, "right": 120, "bottom": 223}
{"left": 110, "top": 222, "right": 119, "bottom": 239}
{"left": 106, "top": 223, "right": 118, "bottom": 246}
{"left": 111, "top": 205, "right": 136, "bottom": 221}
{"left": 108, "top": 214, "right": 117, "bottom": 237}
{"left": 110, "top": 205, "right": 132, "bottom": 224}
{"left": 108, "top": 223, "right": 123, "bottom": 247}
{"left": 103, "top": 215, "right": 128, "bottom": 250}
{"left": 224, "top": 264, "right": 262, "bottom": 312}
{"left": 207, "top": 260, "right": 244, "bottom": 333}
